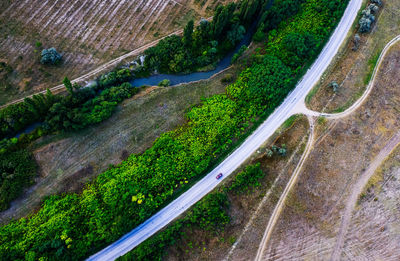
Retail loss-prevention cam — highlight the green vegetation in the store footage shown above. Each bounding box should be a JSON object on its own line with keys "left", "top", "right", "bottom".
{"left": 231, "top": 45, "right": 248, "bottom": 64}
{"left": 119, "top": 163, "right": 263, "bottom": 261}
{"left": 158, "top": 79, "right": 171, "bottom": 87}
{"left": 118, "top": 192, "right": 230, "bottom": 261}
{"left": 282, "top": 114, "right": 301, "bottom": 129}
{"left": 0, "top": 0, "right": 349, "bottom": 260}
{"left": 40, "top": 48, "right": 62, "bottom": 65}
{"left": 0, "top": 149, "right": 37, "bottom": 211}
{"left": 0, "top": 78, "right": 138, "bottom": 210}
{"left": 364, "top": 50, "right": 380, "bottom": 85}
{"left": 358, "top": 1, "right": 381, "bottom": 33}
{"left": 144, "top": 3, "right": 247, "bottom": 74}
{"left": 228, "top": 163, "right": 265, "bottom": 193}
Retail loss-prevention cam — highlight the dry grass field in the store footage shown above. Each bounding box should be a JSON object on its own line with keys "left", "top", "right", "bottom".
{"left": 261, "top": 40, "right": 400, "bottom": 261}
{"left": 307, "top": 0, "right": 400, "bottom": 113}
{"left": 0, "top": 0, "right": 232, "bottom": 104}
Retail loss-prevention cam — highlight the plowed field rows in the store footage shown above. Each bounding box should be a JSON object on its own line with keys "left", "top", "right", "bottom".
{"left": 0, "top": 0, "right": 231, "bottom": 103}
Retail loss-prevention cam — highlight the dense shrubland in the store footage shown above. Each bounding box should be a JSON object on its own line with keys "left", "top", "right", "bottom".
{"left": 119, "top": 163, "right": 264, "bottom": 261}
{"left": 0, "top": 149, "right": 37, "bottom": 211}
{"left": 0, "top": 0, "right": 348, "bottom": 260}
{"left": 0, "top": 75, "right": 138, "bottom": 211}
{"left": 0, "top": 67, "right": 135, "bottom": 140}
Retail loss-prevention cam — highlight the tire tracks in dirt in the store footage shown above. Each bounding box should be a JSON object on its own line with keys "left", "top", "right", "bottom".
{"left": 330, "top": 130, "right": 400, "bottom": 261}
{"left": 0, "top": 17, "right": 212, "bottom": 109}
{"left": 253, "top": 34, "right": 400, "bottom": 261}
{"left": 253, "top": 117, "right": 315, "bottom": 261}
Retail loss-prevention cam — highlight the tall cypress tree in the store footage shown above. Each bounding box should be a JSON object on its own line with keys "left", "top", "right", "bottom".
{"left": 183, "top": 20, "right": 194, "bottom": 48}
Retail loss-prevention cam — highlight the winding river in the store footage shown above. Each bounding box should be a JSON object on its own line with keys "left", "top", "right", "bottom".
{"left": 14, "top": 26, "right": 255, "bottom": 138}
{"left": 130, "top": 25, "right": 254, "bottom": 87}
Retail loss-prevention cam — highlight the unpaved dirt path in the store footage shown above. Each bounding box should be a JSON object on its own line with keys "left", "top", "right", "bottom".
{"left": 330, "top": 130, "right": 400, "bottom": 261}
{"left": 223, "top": 130, "right": 310, "bottom": 261}
{"left": 304, "top": 34, "right": 400, "bottom": 119}
{"left": 0, "top": 17, "right": 212, "bottom": 109}
{"left": 252, "top": 34, "right": 400, "bottom": 260}
{"left": 253, "top": 117, "right": 315, "bottom": 261}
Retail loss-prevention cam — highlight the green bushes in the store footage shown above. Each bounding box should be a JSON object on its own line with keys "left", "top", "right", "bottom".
{"left": 0, "top": 82, "right": 137, "bottom": 210}
{"left": 0, "top": 90, "right": 57, "bottom": 139}
{"left": 40, "top": 48, "right": 62, "bottom": 65}
{"left": 158, "top": 79, "right": 170, "bottom": 87}
{"left": 119, "top": 192, "right": 230, "bottom": 261}
{"left": 121, "top": 163, "right": 264, "bottom": 260}
{"left": 0, "top": 149, "right": 37, "bottom": 210}
{"left": 231, "top": 45, "right": 248, "bottom": 64}
{"left": 0, "top": 0, "right": 349, "bottom": 260}
{"left": 45, "top": 82, "right": 137, "bottom": 131}
{"left": 0, "top": 80, "right": 137, "bottom": 140}
{"left": 227, "top": 55, "right": 293, "bottom": 113}
{"left": 229, "top": 163, "right": 265, "bottom": 193}
{"left": 98, "top": 68, "right": 133, "bottom": 88}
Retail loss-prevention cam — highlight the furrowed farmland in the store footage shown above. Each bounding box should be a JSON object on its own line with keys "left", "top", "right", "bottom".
{"left": 0, "top": 0, "right": 232, "bottom": 104}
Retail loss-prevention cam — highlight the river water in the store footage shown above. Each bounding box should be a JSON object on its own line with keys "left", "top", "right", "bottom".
{"left": 130, "top": 25, "right": 255, "bottom": 87}
{"left": 14, "top": 25, "right": 255, "bottom": 138}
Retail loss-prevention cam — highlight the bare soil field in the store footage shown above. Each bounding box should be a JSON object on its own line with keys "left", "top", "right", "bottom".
{"left": 259, "top": 40, "right": 400, "bottom": 260}
{"left": 342, "top": 146, "right": 400, "bottom": 260}
{"left": 0, "top": 0, "right": 232, "bottom": 104}
{"left": 164, "top": 116, "right": 311, "bottom": 260}
{"left": 307, "top": 0, "right": 400, "bottom": 113}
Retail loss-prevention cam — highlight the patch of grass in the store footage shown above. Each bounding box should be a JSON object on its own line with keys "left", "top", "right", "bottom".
{"left": 305, "top": 84, "right": 319, "bottom": 104}
{"left": 281, "top": 114, "right": 300, "bottom": 130}
{"left": 332, "top": 86, "right": 365, "bottom": 113}
{"left": 363, "top": 50, "right": 381, "bottom": 85}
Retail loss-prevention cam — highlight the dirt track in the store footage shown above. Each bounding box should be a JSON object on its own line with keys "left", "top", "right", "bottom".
{"left": 0, "top": 0, "right": 231, "bottom": 104}
{"left": 258, "top": 35, "right": 400, "bottom": 261}
{"left": 330, "top": 130, "right": 400, "bottom": 261}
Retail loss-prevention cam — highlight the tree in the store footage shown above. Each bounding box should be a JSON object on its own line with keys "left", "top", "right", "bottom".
{"left": 358, "top": 5, "right": 377, "bottom": 33}
{"left": 328, "top": 81, "right": 339, "bottom": 93}
{"left": 63, "top": 77, "right": 73, "bottom": 95}
{"left": 253, "top": 23, "right": 266, "bottom": 42}
{"left": 183, "top": 20, "right": 194, "bottom": 48}
{"left": 352, "top": 33, "right": 361, "bottom": 51}
{"left": 371, "top": 0, "right": 382, "bottom": 6}
{"left": 227, "top": 24, "right": 246, "bottom": 45}
{"left": 281, "top": 32, "right": 317, "bottom": 68}
{"left": 40, "top": 47, "right": 62, "bottom": 65}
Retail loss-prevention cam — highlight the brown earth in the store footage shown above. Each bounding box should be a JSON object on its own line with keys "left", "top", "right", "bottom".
{"left": 307, "top": 0, "right": 400, "bottom": 113}
{"left": 0, "top": 0, "right": 232, "bottom": 104}
{"left": 259, "top": 39, "right": 400, "bottom": 260}
{"left": 341, "top": 146, "right": 400, "bottom": 260}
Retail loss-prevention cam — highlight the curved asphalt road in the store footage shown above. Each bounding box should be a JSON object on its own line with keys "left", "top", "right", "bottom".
{"left": 87, "top": 1, "right": 362, "bottom": 260}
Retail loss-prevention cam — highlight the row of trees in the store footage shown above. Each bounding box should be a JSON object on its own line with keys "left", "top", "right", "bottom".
{"left": 0, "top": 0, "right": 349, "bottom": 259}
{"left": 0, "top": 67, "right": 135, "bottom": 140}
{"left": 144, "top": 3, "right": 248, "bottom": 74}
{"left": 0, "top": 73, "right": 139, "bottom": 211}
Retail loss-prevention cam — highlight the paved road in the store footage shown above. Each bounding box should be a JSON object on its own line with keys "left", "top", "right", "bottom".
{"left": 311, "top": 34, "right": 400, "bottom": 119}
{"left": 253, "top": 30, "right": 400, "bottom": 261}
{"left": 87, "top": 0, "right": 362, "bottom": 260}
